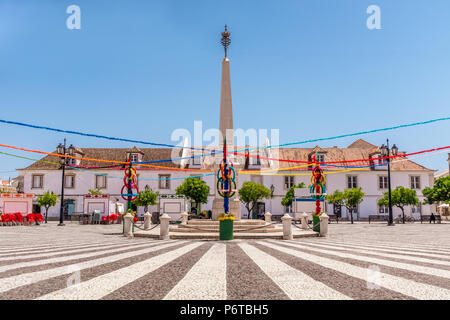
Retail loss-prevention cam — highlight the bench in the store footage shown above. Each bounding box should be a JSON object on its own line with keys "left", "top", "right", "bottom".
{"left": 327, "top": 214, "right": 340, "bottom": 223}
{"left": 368, "top": 215, "right": 388, "bottom": 223}
{"left": 420, "top": 215, "right": 441, "bottom": 224}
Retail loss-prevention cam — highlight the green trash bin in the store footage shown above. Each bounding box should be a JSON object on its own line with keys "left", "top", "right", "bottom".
{"left": 219, "top": 219, "right": 234, "bottom": 240}
{"left": 313, "top": 214, "right": 320, "bottom": 233}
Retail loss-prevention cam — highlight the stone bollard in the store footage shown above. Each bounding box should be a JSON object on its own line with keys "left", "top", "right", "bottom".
{"left": 281, "top": 213, "right": 293, "bottom": 240}
{"left": 143, "top": 212, "right": 152, "bottom": 230}
{"left": 181, "top": 212, "right": 188, "bottom": 225}
{"left": 159, "top": 214, "right": 170, "bottom": 240}
{"left": 319, "top": 213, "right": 329, "bottom": 237}
{"left": 123, "top": 213, "right": 134, "bottom": 238}
{"left": 264, "top": 212, "right": 272, "bottom": 223}
{"left": 301, "top": 212, "right": 309, "bottom": 230}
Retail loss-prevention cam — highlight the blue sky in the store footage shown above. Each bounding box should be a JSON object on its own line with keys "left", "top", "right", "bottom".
{"left": 0, "top": 0, "right": 449, "bottom": 180}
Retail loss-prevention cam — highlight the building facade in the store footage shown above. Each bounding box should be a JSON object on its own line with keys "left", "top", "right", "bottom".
{"left": 17, "top": 139, "right": 435, "bottom": 220}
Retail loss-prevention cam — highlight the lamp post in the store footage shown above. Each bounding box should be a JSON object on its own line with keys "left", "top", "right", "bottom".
{"left": 56, "top": 139, "right": 75, "bottom": 226}
{"left": 380, "top": 140, "right": 398, "bottom": 226}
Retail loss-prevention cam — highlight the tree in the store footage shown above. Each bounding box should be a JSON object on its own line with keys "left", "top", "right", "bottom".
{"left": 378, "top": 186, "right": 419, "bottom": 224}
{"left": 176, "top": 177, "right": 210, "bottom": 213}
{"left": 422, "top": 176, "right": 450, "bottom": 205}
{"left": 133, "top": 188, "right": 159, "bottom": 213}
{"left": 326, "top": 188, "right": 365, "bottom": 224}
{"left": 36, "top": 191, "right": 58, "bottom": 223}
{"left": 88, "top": 186, "right": 103, "bottom": 195}
{"left": 281, "top": 182, "right": 306, "bottom": 208}
{"left": 239, "top": 181, "right": 271, "bottom": 219}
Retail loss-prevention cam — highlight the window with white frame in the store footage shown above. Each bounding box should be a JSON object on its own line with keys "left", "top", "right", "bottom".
{"left": 95, "top": 175, "right": 107, "bottom": 189}
{"left": 130, "top": 153, "right": 139, "bottom": 162}
{"left": 249, "top": 151, "right": 261, "bottom": 166}
{"left": 411, "top": 205, "right": 421, "bottom": 214}
{"left": 347, "top": 176, "right": 357, "bottom": 189}
{"left": 159, "top": 174, "right": 170, "bottom": 189}
{"left": 64, "top": 175, "right": 75, "bottom": 188}
{"left": 284, "top": 176, "right": 294, "bottom": 189}
{"left": 316, "top": 153, "right": 325, "bottom": 163}
{"left": 31, "top": 174, "right": 43, "bottom": 188}
{"left": 284, "top": 204, "right": 293, "bottom": 213}
{"left": 410, "top": 176, "right": 421, "bottom": 189}
{"left": 379, "top": 176, "right": 388, "bottom": 189}
{"left": 379, "top": 204, "right": 389, "bottom": 214}
{"left": 191, "top": 151, "right": 202, "bottom": 166}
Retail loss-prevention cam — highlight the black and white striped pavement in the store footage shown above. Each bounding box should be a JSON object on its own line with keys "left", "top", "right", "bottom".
{"left": 1, "top": 229, "right": 450, "bottom": 300}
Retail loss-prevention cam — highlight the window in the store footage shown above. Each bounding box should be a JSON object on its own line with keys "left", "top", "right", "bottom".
{"left": 130, "top": 153, "right": 139, "bottom": 162}
{"left": 379, "top": 204, "right": 389, "bottom": 214}
{"left": 284, "top": 176, "right": 294, "bottom": 189}
{"left": 379, "top": 176, "right": 388, "bottom": 189}
{"left": 64, "top": 175, "right": 75, "bottom": 188}
{"left": 31, "top": 175, "right": 43, "bottom": 188}
{"left": 159, "top": 174, "right": 170, "bottom": 189}
{"left": 192, "top": 152, "right": 202, "bottom": 166}
{"left": 67, "top": 158, "right": 76, "bottom": 165}
{"left": 284, "top": 205, "right": 293, "bottom": 214}
{"left": 411, "top": 205, "right": 421, "bottom": 214}
{"left": 410, "top": 176, "right": 420, "bottom": 189}
{"left": 95, "top": 175, "right": 107, "bottom": 189}
{"left": 316, "top": 154, "right": 325, "bottom": 163}
{"left": 249, "top": 151, "right": 261, "bottom": 166}
{"left": 347, "top": 176, "right": 357, "bottom": 189}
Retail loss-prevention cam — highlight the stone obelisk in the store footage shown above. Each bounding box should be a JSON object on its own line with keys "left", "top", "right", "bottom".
{"left": 212, "top": 25, "right": 241, "bottom": 220}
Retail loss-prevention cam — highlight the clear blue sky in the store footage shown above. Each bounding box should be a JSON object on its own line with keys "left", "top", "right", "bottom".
{"left": 1, "top": 0, "right": 449, "bottom": 180}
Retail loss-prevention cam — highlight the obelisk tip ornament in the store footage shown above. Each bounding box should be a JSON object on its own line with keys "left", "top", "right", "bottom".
{"left": 221, "top": 24, "right": 231, "bottom": 57}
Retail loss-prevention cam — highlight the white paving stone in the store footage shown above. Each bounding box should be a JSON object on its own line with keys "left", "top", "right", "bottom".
{"left": 239, "top": 242, "right": 351, "bottom": 300}
{"left": 36, "top": 242, "right": 203, "bottom": 300}
{"left": 164, "top": 243, "right": 227, "bottom": 300}
{"left": 258, "top": 241, "right": 450, "bottom": 300}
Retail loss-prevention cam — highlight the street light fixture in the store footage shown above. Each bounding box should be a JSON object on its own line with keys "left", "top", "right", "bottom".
{"left": 380, "top": 139, "right": 398, "bottom": 226}
{"left": 56, "top": 139, "right": 75, "bottom": 226}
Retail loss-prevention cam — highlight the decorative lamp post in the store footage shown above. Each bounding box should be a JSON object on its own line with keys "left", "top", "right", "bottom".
{"left": 57, "top": 139, "right": 75, "bottom": 226}
{"left": 380, "top": 140, "right": 398, "bottom": 226}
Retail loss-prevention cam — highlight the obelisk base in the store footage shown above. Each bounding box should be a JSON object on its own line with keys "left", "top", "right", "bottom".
{"left": 212, "top": 198, "right": 241, "bottom": 221}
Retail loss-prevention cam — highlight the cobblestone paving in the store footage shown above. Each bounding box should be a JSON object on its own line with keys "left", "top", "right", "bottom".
{"left": 1, "top": 221, "right": 449, "bottom": 300}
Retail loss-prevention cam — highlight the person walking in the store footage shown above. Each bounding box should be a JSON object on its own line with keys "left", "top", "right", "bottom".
{"left": 430, "top": 212, "right": 436, "bottom": 224}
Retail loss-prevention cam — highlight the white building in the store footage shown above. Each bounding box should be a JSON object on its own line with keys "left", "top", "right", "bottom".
{"left": 17, "top": 139, "right": 435, "bottom": 221}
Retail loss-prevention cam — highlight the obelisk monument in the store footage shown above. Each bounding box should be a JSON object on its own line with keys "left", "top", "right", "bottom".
{"left": 212, "top": 25, "right": 241, "bottom": 220}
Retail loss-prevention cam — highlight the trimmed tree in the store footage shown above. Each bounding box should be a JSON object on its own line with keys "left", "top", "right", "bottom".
{"left": 88, "top": 187, "right": 103, "bottom": 195}
{"left": 326, "top": 188, "right": 365, "bottom": 224}
{"left": 281, "top": 182, "right": 306, "bottom": 208}
{"left": 133, "top": 188, "right": 159, "bottom": 213}
{"left": 422, "top": 176, "right": 450, "bottom": 205}
{"left": 239, "top": 181, "right": 271, "bottom": 219}
{"left": 378, "top": 186, "right": 419, "bottom": 224}
{"left": 175, "top": 177, "right": 210, "bottom": 213}
{"left": 36, "top": 191, "right": 58, "bottom": 223}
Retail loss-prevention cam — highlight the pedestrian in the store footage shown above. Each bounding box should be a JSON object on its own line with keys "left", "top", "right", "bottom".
{"left": 430, "top": 212, "right": 436, "bottom": 224}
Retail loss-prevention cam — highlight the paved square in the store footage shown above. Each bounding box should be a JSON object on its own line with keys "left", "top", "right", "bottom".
{"left": 1, "top": 221, "right": 449, "bottom": 300}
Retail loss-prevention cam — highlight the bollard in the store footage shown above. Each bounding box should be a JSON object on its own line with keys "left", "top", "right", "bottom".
{"left": 123, "top": 213, "right": 134, "bottom": 238}
{"left": 301, "top": 212, "right": 308, "bottom": 230}
{"left": 319, "top": 213, "right": 329, "bottom": 237}
{"left": 281, "top": 213, "right": 293, "bottom": 240}
{"left": 143, "top": 212, "right": 152, "bottom": 230}
{"left": 160, "top": 213, "right": 170, "bottom": 240}
{"left": 264, "top": 212, "right": 272, "bottom": 223}
{"left": 181, "top": 212, "right": 188, "bottom": 225}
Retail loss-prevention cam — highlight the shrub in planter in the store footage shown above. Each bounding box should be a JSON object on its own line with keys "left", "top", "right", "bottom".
{"left": 218, "top": 214, "right": 235, "bottom": 240}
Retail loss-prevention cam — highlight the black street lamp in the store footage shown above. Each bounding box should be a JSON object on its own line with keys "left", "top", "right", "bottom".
{"left": 380, "top": 139, "right": 398, "bottom": 226}
{"left": 56, "top": 139, "right": 75, "bottom": 227}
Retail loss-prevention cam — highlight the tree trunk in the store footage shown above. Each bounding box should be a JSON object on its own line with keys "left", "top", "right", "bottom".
{"left": 45, "top": 207, "right": 49, "bottom": 224}
{"left": 246, "top": 204, "right": 252, "bottom": 219}
{"left": 348, "top": 206, "right": 354, "bottom": 224}
{"left": 401, "top": 207, "right": 405, "bottom": 224}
